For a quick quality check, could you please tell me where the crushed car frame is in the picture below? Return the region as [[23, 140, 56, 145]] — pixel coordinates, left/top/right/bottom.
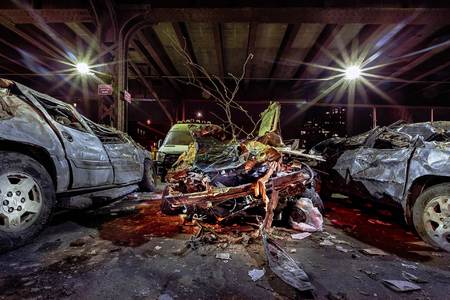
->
[[311, 121, 450, 251], [0, 79, 155, 250], [159, 103, 323, 291], [161, 103, 323, 228]]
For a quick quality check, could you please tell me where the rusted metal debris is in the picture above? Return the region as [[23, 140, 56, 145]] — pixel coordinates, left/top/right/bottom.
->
[[160, 104, 322, 226], [159, 102, 322, 291], [262, 230, 313, 291]]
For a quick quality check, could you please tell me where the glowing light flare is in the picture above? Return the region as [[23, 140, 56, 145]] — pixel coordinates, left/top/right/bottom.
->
[[76, 62, 91, 75], [344, 65, 362, 80], [196, 111, 203, 118]]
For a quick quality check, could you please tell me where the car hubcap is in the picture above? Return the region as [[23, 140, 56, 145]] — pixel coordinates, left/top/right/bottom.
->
[[0, 172, 42, 232], [423, 195, 450, 248]]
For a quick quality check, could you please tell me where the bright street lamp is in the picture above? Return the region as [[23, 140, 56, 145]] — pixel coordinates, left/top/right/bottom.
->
[[344, 65, 361, 80], [76, 62, 91, 75]]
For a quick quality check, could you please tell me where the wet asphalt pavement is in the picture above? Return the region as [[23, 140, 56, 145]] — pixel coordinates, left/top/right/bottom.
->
[[0, 192, 449, 300]]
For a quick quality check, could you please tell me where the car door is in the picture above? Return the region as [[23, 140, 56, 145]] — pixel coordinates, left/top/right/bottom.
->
[[31, 94, 114, 189], [82, 118, 143, 185], [102, 136, 143, 185], [334, 129, 414, 201]]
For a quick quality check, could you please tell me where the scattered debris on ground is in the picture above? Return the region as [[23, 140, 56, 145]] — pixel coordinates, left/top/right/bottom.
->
[[215, 253, 231, 260], [262, 231, 313, 291], [401, 262, 419, 270], [155, 103, 324, 290], [335, 245, 350, 253], [248, 268, 265, 281], [360, 248, 389, 256], [402, 271, 428, 284], [382, 279, 422, 292], [291, 232, 312, 240]]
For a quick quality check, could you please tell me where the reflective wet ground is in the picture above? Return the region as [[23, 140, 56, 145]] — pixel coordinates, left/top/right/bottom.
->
[[326, 200, 439, 262], [0, 192, 449, 299]]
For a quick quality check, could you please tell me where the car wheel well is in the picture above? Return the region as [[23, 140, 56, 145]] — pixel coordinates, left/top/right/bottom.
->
[[0, 140, 57, 188], [405, 175, 450, 225]]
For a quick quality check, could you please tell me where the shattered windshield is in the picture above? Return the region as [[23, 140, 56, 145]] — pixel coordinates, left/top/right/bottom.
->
[[163, 130, 194, 146]]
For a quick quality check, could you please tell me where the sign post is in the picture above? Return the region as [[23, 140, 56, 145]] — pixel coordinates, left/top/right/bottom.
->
[[123, 90, 132, 103]]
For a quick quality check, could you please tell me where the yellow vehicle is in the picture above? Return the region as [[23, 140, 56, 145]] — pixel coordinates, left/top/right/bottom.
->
[[156, 121, 210, 180]]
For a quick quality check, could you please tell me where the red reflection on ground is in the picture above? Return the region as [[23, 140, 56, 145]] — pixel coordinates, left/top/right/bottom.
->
[[99, 199, 258, 247], [326, 200, 437, 261], [100, 200, 196, 247]]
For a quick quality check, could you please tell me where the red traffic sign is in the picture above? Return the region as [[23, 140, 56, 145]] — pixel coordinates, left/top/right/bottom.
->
[[123, 90, 132, 103], [98, 84, 113, 96]]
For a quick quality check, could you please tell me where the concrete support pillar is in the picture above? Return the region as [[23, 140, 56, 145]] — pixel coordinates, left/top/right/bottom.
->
[[90, 0, 119, 127], [372, 106, 377, 128], [116, 39, 127, 131], [111, 10, 171, 131]]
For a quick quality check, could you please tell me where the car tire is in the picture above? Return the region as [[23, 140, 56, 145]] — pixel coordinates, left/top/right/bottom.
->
[[412, 183, 450, 252], [139, 159, 156, 192], [0, 151, 55, 252]]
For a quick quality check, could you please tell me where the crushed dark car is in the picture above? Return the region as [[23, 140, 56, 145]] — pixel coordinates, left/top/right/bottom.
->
[[159, 103, 324, 291], [310, 121, 450, 251], [161, 103, 323, 230]]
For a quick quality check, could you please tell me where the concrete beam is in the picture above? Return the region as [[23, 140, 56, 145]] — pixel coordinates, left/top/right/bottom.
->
[[0, 9, 93, 24], [129, 61, 174, 124], [172, 22, 199, 67], [133, 37, 180, 92], [244, 22, 257, 89], [269, 24, 301, 78], [118, 7, 450, 24], [3, 7, 450, 25], [213, 23, 225, 78], [292, 24, 342, 87]]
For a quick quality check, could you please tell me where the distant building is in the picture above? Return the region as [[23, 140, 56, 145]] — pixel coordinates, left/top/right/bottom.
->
[[325, 107, 347, 138], [128, 121, 160, 150], [297, 107, 347, 149]]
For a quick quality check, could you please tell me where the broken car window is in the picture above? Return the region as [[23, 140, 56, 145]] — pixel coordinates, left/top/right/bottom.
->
[[163, 130, 194, 146], [32, 95, 88, 133], [82, 117, 126, 144]]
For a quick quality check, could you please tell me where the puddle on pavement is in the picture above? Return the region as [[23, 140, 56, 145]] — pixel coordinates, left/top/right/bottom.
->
[[325, 199, 438, 261], [99, 200, 197, 247], [98, 199, 260, 247], [55, 192, 440, 260]]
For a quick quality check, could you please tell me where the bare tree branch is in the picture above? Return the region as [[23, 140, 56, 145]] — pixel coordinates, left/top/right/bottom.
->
[[166, 31, 257, 140]]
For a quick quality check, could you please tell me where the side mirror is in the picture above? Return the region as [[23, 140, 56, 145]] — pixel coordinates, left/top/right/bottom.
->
[[157, 139, 162, 148]]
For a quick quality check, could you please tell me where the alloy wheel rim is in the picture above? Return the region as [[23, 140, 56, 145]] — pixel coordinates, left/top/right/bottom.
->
[[423, 195, 450, 248], [0, 172, 42, 232]]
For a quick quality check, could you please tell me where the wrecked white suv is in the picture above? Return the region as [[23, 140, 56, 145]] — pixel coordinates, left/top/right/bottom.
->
[[0, 79, 155, 250]]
